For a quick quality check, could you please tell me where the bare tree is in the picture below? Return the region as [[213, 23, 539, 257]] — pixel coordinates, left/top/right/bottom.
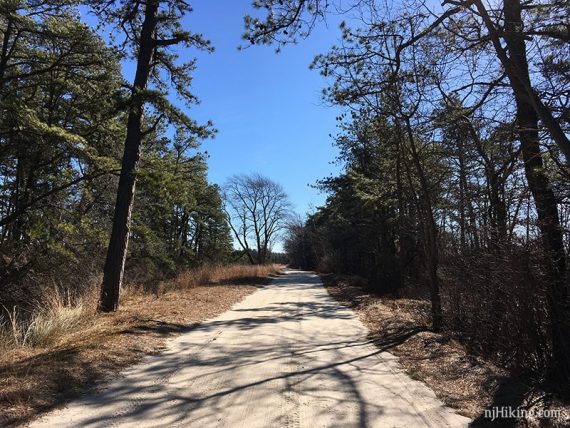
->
[[223, 173, 291, 264]]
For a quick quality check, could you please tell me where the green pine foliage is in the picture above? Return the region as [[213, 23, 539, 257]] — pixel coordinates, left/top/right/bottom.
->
[[0, 1, 232, 307]]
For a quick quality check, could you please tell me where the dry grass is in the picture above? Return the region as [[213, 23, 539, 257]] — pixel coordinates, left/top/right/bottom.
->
[[321, 274, 570, 427], [0, 287, 96, 350], [0, 264, 283, 427], [167, 263, 283, 290]]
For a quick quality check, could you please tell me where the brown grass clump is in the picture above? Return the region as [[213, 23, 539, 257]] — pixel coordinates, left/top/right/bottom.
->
[[0, 263, 282, 427], [0, 286, 97, 350]]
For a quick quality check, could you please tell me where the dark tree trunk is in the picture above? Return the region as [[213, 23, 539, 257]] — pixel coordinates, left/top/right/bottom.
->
[[99, 0, 159, 312], [488, 171, 508, 250], [474, 0, 570, 161], [0, 17, 14, 87], [501, 0, 570, 384], [402, 118, 443, 331], [395, 144, 408, 281], [245, 250, 255, 265], [456, 136, 472, 251]]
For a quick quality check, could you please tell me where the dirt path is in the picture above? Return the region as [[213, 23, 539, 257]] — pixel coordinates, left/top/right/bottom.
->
[[30, 271, 470, 427]]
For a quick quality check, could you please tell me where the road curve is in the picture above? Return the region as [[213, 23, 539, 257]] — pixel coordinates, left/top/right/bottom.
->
[[31, 270, 470, 428]]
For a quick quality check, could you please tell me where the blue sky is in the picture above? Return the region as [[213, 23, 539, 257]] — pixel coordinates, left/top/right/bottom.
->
[[180, 1, 345, 217]]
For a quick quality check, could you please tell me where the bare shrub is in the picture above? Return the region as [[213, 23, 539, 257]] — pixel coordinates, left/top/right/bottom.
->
[[316, 254, 336, 273], [441, 246, 552, 375]]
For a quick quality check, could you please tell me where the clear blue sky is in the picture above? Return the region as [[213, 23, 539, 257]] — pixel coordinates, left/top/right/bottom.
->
[[180, 1, 344, 217]]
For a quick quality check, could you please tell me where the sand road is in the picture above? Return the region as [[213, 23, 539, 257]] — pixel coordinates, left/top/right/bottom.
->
[[31, 270, 470, 428]]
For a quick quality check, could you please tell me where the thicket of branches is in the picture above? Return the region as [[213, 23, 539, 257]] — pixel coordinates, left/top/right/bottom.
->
[[0, 1, 233, 310], [247, 0, 570, 388]]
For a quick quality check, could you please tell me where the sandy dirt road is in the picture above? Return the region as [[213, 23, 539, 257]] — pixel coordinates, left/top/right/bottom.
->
[[31, 270, 470, 428]]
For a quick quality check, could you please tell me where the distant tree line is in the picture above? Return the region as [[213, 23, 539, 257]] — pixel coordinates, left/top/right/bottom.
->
[[247, 0, 570, 389]]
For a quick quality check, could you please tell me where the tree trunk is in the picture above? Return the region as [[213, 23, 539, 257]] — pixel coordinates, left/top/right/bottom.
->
[[395, 143, 408, 282], [402, 118, 443, 331], [457, 137, 468, 251], [0, 16, 14, 87], [473, 0, 570, 163], [502, 0, 570, 384], [488, 171, 508, 250], [99, 0, 158, 312]]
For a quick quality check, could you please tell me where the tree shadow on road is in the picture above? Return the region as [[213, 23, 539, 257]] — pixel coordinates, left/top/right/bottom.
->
[[48, 300, 428, 428]]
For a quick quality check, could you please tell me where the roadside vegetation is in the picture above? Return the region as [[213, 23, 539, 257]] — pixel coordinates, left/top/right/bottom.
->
[[0, 1, 237, 313]]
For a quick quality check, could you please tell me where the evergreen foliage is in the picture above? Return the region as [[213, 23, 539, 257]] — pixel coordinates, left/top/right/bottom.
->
[[0, 1, 232, 308]]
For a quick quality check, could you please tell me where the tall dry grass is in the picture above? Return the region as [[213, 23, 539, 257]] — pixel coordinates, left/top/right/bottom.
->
[[168, 263, 283, 290], [0, 285, 97, 349]]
